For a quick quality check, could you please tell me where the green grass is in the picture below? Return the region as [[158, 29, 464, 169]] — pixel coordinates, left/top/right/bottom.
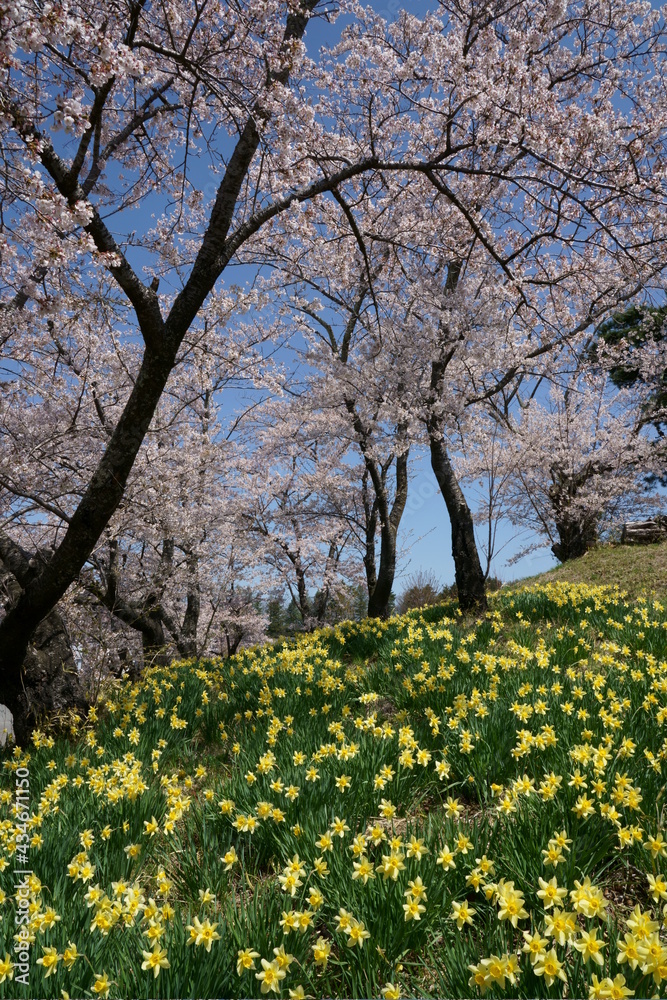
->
[[0, 576, 666, 999], [514, 541, 667, 599]]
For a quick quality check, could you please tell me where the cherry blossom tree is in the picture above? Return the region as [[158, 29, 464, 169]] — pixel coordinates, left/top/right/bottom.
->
[[0, 284, 270, 703], [457, 374, 662, 563], [234, 399, 364, 627], [259, 250, 414, 620]]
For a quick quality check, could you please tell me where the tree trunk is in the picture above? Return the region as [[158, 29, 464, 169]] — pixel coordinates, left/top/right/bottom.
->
[[424, 261, 486, 614], [296, 574, 311, 624], [367, 522, 397, 618], [429, 434, 488, 613], [179, 552, 201, 657], [552, 516, 597, 562], [0, 545, 87, 745], [141, 612, 171, 668], [361, 469, 379, 606], [367, 443, 409, 619]]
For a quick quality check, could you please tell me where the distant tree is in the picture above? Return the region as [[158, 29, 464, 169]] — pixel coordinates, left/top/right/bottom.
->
[[597, 306, 666, 408], [595, 306, 667, 477], [397, 570, 442, 614], [265, 596, 289, 639], [458, 377, 659, 564]]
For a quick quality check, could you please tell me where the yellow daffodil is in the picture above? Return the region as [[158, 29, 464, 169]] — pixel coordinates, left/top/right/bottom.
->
[[91, 972, 111, 997], [36, 946, 60, 977], [534, 948, 567, 986], [312, 936, 331, 968], [141, 945, 170, 978], [186, 916, 221, 952], [0, 954, 13, 984], [450, 900, 475, 929], [256, 958, 286, 993], [237, 949, 260, 975]]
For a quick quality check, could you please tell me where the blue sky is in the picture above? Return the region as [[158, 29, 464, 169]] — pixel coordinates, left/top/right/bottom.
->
[[393, 457, 558, 590]]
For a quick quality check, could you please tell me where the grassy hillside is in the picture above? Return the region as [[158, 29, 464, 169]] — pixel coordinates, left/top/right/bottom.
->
[[0, 572, 666, 999], [515, 541, 667, 599]]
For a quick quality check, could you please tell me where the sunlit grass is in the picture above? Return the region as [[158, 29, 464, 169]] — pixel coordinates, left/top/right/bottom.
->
[[1, 580, 666, 999]]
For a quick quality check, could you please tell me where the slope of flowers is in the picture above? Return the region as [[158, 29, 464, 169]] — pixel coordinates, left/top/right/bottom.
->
[[0, 581, 666, 999]]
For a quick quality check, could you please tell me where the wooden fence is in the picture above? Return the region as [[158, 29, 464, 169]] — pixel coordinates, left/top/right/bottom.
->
[[621, 516, 667, 545]]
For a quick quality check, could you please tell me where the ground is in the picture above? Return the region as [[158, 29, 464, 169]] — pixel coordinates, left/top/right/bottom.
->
[[0, 549, 665, 999]]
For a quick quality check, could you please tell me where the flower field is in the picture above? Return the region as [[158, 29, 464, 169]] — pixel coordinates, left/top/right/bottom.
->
[[1, 580, 667, 999]]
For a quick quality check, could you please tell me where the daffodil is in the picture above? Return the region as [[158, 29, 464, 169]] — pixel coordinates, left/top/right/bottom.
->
[[273, 944, 294, 970], [450, 900, 475, 929], [574, 928, 606, 966], [534, 948, 567, 986], [312, 856, 329, 877], [405, 876, 427, 900], [62, 942, 80, 970], [406, 837, 428, 860], [381, 984, 401, 999], [237, 948, 260, 975], [279, 910, 299, 933], [347, 919, 371, 947], [436, 845, 456, 870], [91, 972, 111, 997], [522, 929, 549, 965], [316, 831, 333, 851], [537, 875, 567, 909], [186, 916, 221, 952], [544, 908, 577, 946], [37, 946, 60, 977], [647, 872, 667, 902], [312, 936, 331, 968], [256, 958, 286, 993], [617, 932, 641, 970], [331, 816, 350, 837], [607, 974, 634, 999], [403, 898, 426, 921], [0, 954, 13, 984], [588, 973, 612, 999], [223, 847, 238, 870], [141, 945, 170, 978]]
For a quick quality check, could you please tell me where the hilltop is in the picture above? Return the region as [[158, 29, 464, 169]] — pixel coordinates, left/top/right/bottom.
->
[[509, 541, 667, 600]]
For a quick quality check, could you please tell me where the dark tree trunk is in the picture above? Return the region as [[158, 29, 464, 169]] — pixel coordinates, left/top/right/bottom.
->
[[367, 443, 409, 619], [361, 468, 379, 607], [425, 260, 487, 615], [295, 562, 311, 624], [179, 552, 201, 657], [0, 542, 87, 745], [224, 628, 243, 657], [551, 517, 598, 562], [0, 346, 177, 737], [314, 542, 338, 624], [1, 610, 89, 747], [367, 523, 398, 618], [141, 618, 170, 667], [548, 469, 600, 562], [429, 435, 487, 613]]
